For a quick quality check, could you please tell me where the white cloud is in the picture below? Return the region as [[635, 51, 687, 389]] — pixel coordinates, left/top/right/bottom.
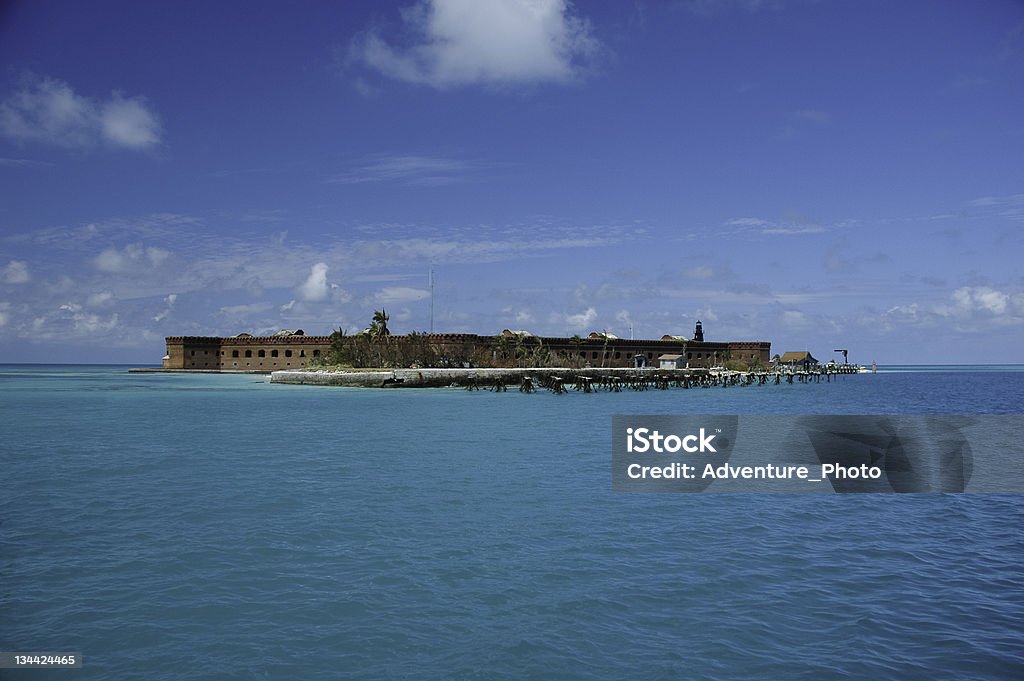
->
[[93, 248, 127, 272], [967, 193, 1024, 207], [781, 310, 812, 330], [370, 286, 430, 304], [31, 304, 121, 338], [146, 247, 170, 265], [945, 286, 1020, 318], [0, 77, 94, 147], [724, 217, 770, 227], [351, 0, 599, 88], [564, 306, 597, 331], [0, 157, 50, 168], [86, 291, 114, 307], [515, 309, 534, 325], [153, 294, 177, 322], [681, 0, 784, 17], [327, 154, 473, 185], [686, 265, 714, 280], [220, 302, 274, 319], [298, 263, 331, 301], [345, 234, 617, 267], [100, 93, 162, 149], [71, 311, 119, 334], [966, 193, 1024, 222], [725, 216, 829, 235], [0, 75, 161, 150], [695, 306, 719, 323], [879, 286, 1024, 331], [761, 224, 827, 235], [93, 244, 170, 272], [0, 302, 9, 327], [2, 260, 30, 284]]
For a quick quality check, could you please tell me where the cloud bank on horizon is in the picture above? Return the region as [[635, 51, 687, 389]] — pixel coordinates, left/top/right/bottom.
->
[[0, 0, 1022, 363]]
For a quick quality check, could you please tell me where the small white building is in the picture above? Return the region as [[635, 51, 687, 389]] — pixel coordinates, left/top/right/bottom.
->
[[658, 353, 684, 370]]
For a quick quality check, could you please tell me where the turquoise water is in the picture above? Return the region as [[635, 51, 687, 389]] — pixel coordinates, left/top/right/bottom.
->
[[1, 365, 1022, 679]]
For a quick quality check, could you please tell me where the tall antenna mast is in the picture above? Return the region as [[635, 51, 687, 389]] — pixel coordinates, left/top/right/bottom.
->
[[429, 267, 434, 334]]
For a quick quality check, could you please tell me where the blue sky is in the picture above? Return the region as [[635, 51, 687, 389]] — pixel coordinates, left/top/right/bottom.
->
[[1, 0, 1022, 364]]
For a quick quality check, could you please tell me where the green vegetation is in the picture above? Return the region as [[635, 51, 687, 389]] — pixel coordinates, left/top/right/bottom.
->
[[311, 311, 768, 371]]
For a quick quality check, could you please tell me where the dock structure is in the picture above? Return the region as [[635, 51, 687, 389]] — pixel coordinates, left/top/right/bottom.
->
[[269, 365, 860, 391]]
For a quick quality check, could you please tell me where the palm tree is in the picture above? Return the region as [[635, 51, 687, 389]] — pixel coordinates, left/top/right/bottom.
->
[[514, 335, 528, 368], [530, 336, 548, 367], [495, 334, 511, 366], [369, 309, 390, 342], [569, 334, 583, 368]]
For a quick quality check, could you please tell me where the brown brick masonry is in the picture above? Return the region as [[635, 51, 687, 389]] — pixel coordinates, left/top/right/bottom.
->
[[162, 334, 771, 372]]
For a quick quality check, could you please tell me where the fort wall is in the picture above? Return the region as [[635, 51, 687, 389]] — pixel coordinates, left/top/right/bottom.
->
[[162, 332, 770, 371]]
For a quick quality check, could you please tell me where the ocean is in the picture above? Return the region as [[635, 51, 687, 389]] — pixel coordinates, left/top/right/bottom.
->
[[1, 365, 1022, 680]]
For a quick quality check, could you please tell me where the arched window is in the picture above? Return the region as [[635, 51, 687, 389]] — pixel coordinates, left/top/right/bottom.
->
[[232, 350, 239, 358], [285, 350, 292, 357], [258, 349, 266, 358], [312, 349, 320, 357], [271, 349, 279, 358], [245, 350, 252, 358]]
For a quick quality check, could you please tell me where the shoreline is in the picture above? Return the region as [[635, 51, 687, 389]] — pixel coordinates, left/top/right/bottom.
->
[[266, 366, 858, 389], [269, 367, 698, 388]]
